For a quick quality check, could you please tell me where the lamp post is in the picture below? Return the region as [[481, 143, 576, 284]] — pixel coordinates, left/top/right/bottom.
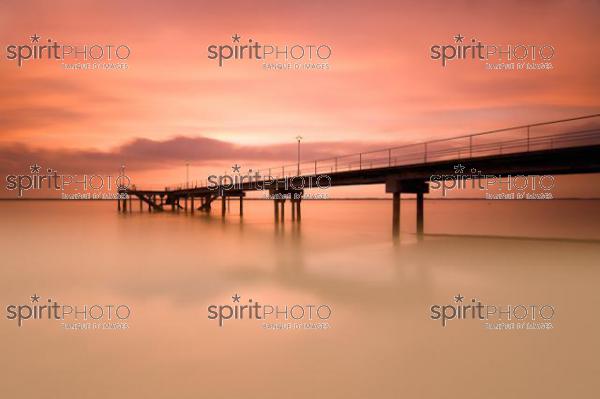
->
[[119, 163, 126, 190], [296, 135, 303, 175]]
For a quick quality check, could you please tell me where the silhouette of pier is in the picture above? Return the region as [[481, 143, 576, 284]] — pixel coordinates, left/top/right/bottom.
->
[[120, 114, 600, 237]]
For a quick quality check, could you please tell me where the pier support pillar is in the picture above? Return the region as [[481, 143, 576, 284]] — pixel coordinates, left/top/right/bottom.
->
[[191, 196, 195, 214], [296, 199, 301, 221], [117, 197, 121, 212], [128, 195, 132, 212], [221, 194, 226, 217], [392, 192, 400, 237], [386, 179, 429, 239], [416, 192, 424, 238], [239, 196, 244, 216], [290, 198, 302, 222], [291, 192, 302, 222], [139, 198, 142, 211], [123, 197, 127, 212], [198, 195, 213, 212], [270, 190, 302, 224], [291, 201, 296, 221]]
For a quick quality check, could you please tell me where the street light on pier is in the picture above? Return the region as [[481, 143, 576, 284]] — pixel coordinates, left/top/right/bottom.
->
[[296, 135, 303, 175], [118, 163, 126, 190]]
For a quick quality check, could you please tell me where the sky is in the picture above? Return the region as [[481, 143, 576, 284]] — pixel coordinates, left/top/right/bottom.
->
[[0, 0, 599, 196]]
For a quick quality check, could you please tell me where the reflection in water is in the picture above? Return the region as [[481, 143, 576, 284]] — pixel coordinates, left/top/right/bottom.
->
[[1, 200, 599, 398]]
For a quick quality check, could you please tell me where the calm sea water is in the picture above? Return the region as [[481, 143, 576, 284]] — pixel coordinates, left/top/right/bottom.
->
[[1, 199, 599, 398]]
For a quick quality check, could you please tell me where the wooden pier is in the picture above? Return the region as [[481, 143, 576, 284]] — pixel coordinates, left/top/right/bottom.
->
[[120, 114, 600, 238]]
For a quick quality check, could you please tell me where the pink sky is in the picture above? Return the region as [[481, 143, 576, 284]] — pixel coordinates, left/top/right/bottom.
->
[[0, 0, 599, 195]]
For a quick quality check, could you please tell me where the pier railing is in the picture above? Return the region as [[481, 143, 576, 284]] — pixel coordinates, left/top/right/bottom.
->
[[156, 114, 600, 192]]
